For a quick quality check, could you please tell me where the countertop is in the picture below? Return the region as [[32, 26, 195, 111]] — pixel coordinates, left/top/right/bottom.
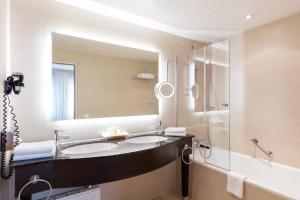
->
[[14, 133, 194, 198], [14, 133, 193, 167]]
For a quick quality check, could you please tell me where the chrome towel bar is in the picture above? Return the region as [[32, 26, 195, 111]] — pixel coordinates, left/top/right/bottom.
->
[[250, 138, 273, 160]]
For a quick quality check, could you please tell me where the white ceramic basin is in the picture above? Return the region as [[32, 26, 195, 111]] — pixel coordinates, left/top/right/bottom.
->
[[61, 142, 118, 155], [126, 136, 168, 144]]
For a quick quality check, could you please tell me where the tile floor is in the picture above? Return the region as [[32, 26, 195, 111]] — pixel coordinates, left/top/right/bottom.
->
[[150, 192, 181, 200]]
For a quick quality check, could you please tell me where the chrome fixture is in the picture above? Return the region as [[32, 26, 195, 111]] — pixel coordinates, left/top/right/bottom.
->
[[54, 130, 70, 157], [140, 120, 163, 135], [17, 175, 52, 200], [154, 60, 175, 99], [159, 120, 163, 133], [194, 138, 210, 149], [250, 138, 273, 160], [181, 144, 194, 165]]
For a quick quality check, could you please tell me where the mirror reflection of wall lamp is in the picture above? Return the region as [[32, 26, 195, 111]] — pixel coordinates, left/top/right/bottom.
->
[[133, 72, 155, 80], [154, 60, 175, 99], [187, 45, 201, 99], [191, 67, 199, 99]]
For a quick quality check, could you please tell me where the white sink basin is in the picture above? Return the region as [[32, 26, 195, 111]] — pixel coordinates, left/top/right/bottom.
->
[[126, 136, 168, 144], [61, 142, 118, 155]]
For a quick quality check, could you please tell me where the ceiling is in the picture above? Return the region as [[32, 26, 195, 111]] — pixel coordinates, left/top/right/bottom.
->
[[88, 0, 300, 41]]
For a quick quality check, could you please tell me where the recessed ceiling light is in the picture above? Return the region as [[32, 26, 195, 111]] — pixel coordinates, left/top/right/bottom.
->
[[246, 14, 253, 20]]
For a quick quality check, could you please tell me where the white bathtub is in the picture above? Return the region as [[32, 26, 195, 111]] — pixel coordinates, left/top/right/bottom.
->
[[193, 147, 300, 200]]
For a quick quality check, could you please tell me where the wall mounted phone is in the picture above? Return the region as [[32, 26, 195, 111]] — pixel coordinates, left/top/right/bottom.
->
[[0, 72, 24, 180]]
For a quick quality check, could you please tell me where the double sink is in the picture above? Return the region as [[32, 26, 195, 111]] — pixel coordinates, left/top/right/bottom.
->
[[15, 134, 193, 198], [61, 135, 168, 155]]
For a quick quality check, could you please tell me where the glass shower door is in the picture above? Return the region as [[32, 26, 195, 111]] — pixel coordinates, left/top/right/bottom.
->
[[177, 40, 230, 170], [203, 40, 230, 169]]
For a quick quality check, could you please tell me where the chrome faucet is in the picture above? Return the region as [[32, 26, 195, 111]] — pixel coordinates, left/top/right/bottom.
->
[[54, 130, 70, 157], [159, 121, 163, 134]]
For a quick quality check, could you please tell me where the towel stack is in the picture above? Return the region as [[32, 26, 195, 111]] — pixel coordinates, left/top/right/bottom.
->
[[14, 140, 56, 161], [165, 127, 187, 137]]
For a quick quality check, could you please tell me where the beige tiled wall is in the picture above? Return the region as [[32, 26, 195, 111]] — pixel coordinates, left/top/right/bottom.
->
[[230, 13, 300, 168]]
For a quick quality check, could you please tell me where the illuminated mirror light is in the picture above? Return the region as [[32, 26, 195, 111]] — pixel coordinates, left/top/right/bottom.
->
[[47, 30, 164, 122]]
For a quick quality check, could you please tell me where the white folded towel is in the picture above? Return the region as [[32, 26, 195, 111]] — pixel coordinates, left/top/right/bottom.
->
[[14, 140, 56, 161], [165, 127, 187, 136], [227, 171, 247, 199]]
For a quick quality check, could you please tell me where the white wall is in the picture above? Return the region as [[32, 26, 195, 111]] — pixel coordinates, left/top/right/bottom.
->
[[0, 0, 9, 79], [10, 0, 199, 142], [0, 0, 12, 199]]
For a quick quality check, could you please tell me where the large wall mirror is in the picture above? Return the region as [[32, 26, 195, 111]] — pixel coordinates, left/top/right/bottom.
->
[[51, 33, 159, 121]]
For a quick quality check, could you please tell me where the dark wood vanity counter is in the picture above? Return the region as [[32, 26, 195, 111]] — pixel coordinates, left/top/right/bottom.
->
[[14, 134, 193, 198]]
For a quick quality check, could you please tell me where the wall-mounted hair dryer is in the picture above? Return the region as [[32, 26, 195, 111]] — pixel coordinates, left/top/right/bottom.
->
[[0, 72, 24, 180]]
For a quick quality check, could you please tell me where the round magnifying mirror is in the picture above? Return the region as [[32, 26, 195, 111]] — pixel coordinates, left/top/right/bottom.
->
[[154, 82, 175, 99]]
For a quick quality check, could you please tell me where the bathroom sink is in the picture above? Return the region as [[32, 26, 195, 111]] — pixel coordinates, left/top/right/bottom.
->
[[126, 136, 168, 144], [61, 142, 118, 155]]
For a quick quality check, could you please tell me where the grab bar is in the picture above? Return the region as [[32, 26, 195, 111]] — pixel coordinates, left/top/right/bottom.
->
[[250, 138, 273, 160]]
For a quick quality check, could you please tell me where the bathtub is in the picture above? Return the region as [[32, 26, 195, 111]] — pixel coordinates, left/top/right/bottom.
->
[[192, 147, 300, 200]]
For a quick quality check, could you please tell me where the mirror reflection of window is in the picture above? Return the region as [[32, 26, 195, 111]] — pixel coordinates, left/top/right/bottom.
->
[[52, 63, 75, 120]]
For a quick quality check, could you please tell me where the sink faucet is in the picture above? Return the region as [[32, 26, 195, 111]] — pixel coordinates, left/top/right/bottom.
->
[[157, 121, 163, 135], [54, 130, 70, 157]]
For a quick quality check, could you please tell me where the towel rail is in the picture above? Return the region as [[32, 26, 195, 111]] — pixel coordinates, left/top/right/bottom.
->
[[250, 138, 273, 160], [17, 175, 52, 200]]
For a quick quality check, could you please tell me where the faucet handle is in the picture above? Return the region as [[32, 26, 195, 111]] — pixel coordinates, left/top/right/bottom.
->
[[54, 130, 62, 139], [54, 129, 64, 133], [54, 130, 70, 140], [54, 129, 63, 135]]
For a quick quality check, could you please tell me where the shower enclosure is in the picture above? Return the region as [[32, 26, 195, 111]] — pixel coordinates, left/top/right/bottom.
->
[[177, 39, 230, 170]]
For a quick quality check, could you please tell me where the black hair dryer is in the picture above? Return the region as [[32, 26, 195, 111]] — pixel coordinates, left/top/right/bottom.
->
[[4, 72, 25, 95], [1, 72, 24, 180]]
